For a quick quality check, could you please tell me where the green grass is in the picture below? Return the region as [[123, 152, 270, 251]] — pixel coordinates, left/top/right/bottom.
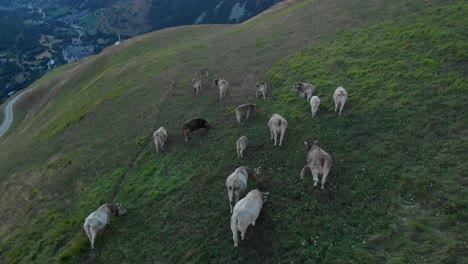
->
[[0, 1, 467, 263]]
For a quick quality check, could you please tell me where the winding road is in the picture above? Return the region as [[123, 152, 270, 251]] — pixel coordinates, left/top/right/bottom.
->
[[0, 89, 32, 138]]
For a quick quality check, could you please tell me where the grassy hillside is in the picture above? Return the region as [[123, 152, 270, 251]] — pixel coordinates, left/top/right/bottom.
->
[[0, 0, 466, 263]]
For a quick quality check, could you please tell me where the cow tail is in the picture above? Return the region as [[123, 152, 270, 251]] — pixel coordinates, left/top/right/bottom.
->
[[236, 109, 241, 123], [300, 165, 309, 180]]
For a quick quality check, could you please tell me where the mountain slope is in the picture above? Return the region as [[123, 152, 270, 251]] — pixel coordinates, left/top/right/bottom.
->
[[0, 0, 466, 263]]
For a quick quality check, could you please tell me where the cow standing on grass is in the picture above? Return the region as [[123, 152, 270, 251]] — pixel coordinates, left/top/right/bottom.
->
[[192, 79, 202, 94], [83, 203, 127, 249], [153, 126, 168, 153], [230, 189, 268, 247], [226, 166, 262, 213], [256, 81, 267, 99], [235, 103, 257, 123], [294, 82, 315, 101], [310, 96, 320, 117], [181, 117, 211, 143], [268, 114, 288, 146], [236, 136, 248, 158], [214, 78, 229, 99], [300, 140, 332, 189], [333, 86, 348, 115]]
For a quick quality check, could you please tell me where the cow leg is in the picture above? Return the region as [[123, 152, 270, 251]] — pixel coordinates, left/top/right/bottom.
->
[[321, 167, 331, 189], [240, 148, 243, 158], [273, 134, 277, 146], [334, 99, 339, 112], [90, 228, 97, 249], [339, 100, 345, 115], [311, 167, 320, 187], [263, 92, 266, 100]]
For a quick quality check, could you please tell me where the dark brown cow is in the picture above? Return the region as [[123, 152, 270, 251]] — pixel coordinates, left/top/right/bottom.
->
[[181, 117, 211, 142]]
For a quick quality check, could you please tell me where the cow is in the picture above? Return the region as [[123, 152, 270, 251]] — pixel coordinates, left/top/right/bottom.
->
[[300, 140, 332, 189], [236, 136, 248, 158], [230, 189, 268, 247], [153, 126, 168, 153], [83, 203, 127, 249], [333, 86, 348, 115], [309, 96, 320, 117], [181, 117, 211, 143], [226, 166, 262, 213], [268, 114, 288, 146], [192, 79, 202, 94], [235, 103, 257, 123], [294, 82, 315, 101], [256, 81, 267, 99], [214, 78, 229, 99]]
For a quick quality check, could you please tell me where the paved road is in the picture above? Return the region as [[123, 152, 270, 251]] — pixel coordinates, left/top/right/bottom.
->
[[0, 90, 31, 138]]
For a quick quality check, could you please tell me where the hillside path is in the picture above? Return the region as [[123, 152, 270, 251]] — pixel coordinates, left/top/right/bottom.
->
[[0, 89, 32, 138]]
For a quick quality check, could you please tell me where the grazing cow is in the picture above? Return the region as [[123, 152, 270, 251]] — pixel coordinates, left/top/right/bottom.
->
[[333, 86, 348, 115], [256, 81, 267, 99], [181, 117, 211, 142], [192, 79, 202, 94], [83, 203, 127, 249], [214, 78, 229, 99], [268, 114, 288, 146], [236, 136, 248, 158], [230, 189, 268, 247], [235, 103, 257, 123], [294, 82, 315, 101], [226, 166, 262, 213], [309, 96, 321, 117], [300, 141, 332, 189], [153, 126, 168, 153]]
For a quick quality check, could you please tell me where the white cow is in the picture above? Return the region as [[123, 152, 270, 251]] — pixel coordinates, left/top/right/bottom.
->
[[256, 81, 267, 99], [235, 103, 257, 123], [268, 114, 288, 146], [226, 166, 262, 213], [333, 86, 348, 115], [230, 189, 268, 247], [236, 136, 248, 158], [83, 203, 127, 249], [214, 78, 229, 99], [300, 141, 332, 189], [310, 96, 320, 117], [153, 126, 168, 153], [294, 82, 315, 101], [192, 79, 202, 94]]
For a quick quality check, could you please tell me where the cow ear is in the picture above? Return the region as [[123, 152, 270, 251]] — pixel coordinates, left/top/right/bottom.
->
[[303, 142, 308, 145]]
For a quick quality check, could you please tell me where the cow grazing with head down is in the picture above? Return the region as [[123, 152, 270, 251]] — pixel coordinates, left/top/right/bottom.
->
[[192, 79, 202, 94], [268, 114, 288, 146], [83, 203, 127, 249], [226, 166, 262, 213], [333, 86, 348, 115], [235, 103, 257, 123], [236, 136, 248, 158], [300, 140, 332, 189], [309, 96, 320, 117], [294, 82, 315, 101], [214, 78, 229, 99], [153, 126, 168, 153], [181, 117, 211, 143], [256, 81, 267, 99], [230, 189, 268, 247]]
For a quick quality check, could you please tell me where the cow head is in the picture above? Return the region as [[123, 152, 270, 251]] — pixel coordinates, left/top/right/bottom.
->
[[294, 83, 303, 91], [252, 167, 263, 182], [260, 191, 269, 203], [213, 78, 219, 87], [304, 140, 319, 151], [115, 203, 127, 217], [204, 121, 211, 130]]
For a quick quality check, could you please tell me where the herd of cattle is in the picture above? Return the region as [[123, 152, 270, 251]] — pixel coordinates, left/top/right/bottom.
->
[[83, 76, 348, 249]]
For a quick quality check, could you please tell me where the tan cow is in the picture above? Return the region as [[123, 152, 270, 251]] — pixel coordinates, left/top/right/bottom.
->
[[230, 189, 268, 247], [83, 203, 127, 249], [192, 79, 202, 94], [256, 81, 267, 99], [309, 96, 320, 117], [236, 136, 248, 158], [226, 166, 262, 213], [236, 103, 257, 123], [333, 86, 348, 115], [153, 126, 168, 153], [294, 82, 315, 101], [300, 141, 332, 189], [268, 114, 288, 146], [214, 78, 229, 99]]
